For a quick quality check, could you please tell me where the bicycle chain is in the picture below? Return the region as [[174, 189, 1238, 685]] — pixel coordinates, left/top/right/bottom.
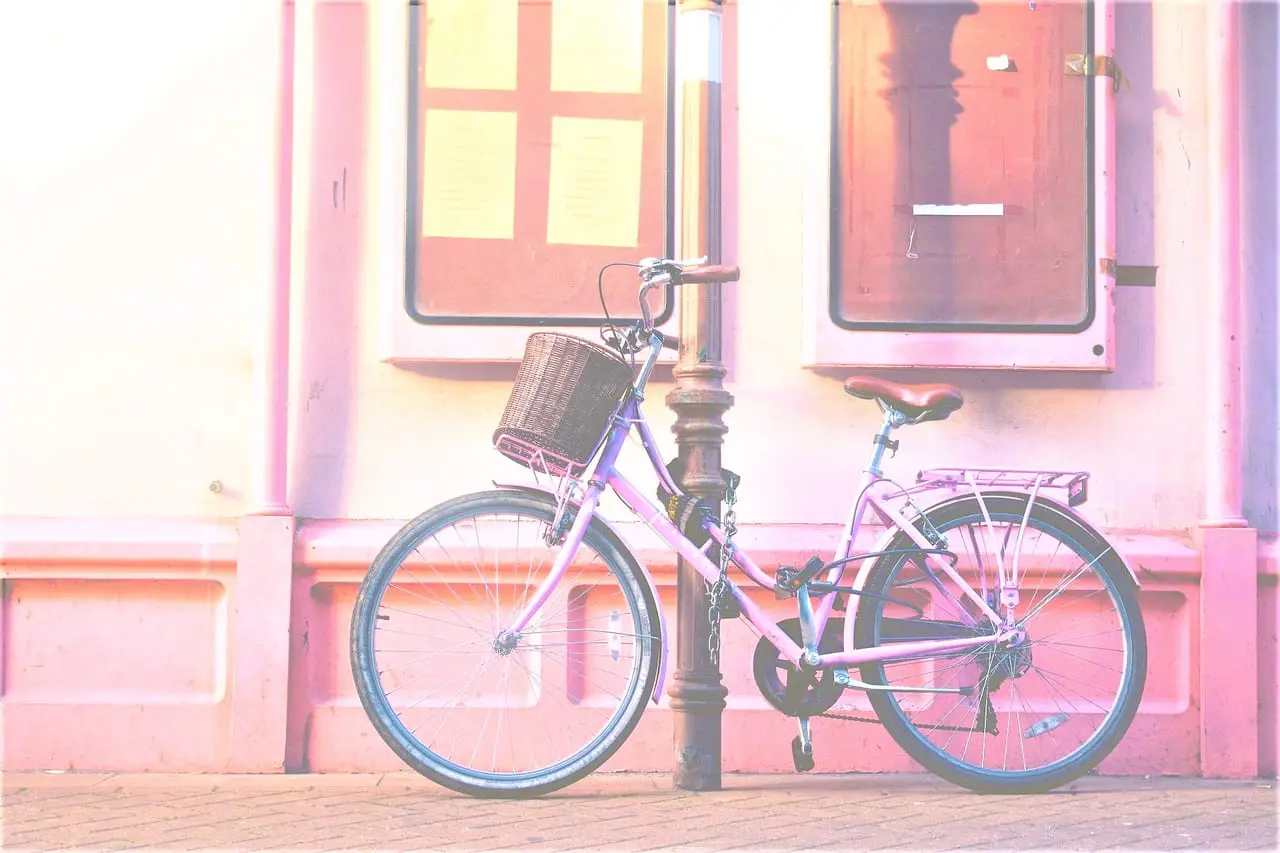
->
[[792, 666, 998, 734], [810, 707, 987, 734]]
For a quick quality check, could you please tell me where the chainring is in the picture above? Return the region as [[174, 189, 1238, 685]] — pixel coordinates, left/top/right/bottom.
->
[[751, 617, 847, 717]]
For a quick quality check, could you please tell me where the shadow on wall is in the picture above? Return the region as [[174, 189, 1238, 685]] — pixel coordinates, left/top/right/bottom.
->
[[812, 1, 1159, 394], [878, 0, 979, 324], [1242, 1, 1278, 535], [1106, 0, 1160, 392], [289, 3, 367, 519], [1243, 0, 1279, 781]]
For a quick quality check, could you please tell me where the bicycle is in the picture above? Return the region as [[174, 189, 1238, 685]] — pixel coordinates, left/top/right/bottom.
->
[[350, 256, 1148, 799]]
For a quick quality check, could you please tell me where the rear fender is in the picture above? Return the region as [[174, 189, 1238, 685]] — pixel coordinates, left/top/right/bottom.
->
[[919, 490, 1141, 588], [1022, 492, 1141, 588], [493, 480, 669, 705]]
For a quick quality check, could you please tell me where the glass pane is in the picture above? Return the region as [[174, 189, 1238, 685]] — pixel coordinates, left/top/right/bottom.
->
[[407, 0, 673, 325], [833, 0, 1092, 330]]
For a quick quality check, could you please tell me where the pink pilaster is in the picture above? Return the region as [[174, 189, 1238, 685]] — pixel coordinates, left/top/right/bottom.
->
[[228, 0, 297, 770], [1198, 0, 1258, 780], [229, 516, 295, 770], [1204, 4, 1244, 529]]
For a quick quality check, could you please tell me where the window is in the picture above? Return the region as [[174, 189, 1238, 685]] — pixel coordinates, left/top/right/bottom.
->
[[376, 0, 677, 363], [802, 0, 1117, 370]]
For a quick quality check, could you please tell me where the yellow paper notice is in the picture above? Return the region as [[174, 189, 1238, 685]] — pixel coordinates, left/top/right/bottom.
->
[[546, 117, 644, 248], [421, 110, 518, 241], [423, 0, 518, 91], [550, 0, 645, 94]]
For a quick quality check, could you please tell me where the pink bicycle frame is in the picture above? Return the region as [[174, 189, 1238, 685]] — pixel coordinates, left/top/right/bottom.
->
[[498, 394, 1013, 692]]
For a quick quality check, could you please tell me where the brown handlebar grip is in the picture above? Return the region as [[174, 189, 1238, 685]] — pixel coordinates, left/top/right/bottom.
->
[[681, 264, 741, 284]]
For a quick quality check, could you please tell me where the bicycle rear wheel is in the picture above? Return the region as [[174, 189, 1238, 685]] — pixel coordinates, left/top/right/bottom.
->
[[855, 493, 1147, 794], [350, 490, 661, 798]]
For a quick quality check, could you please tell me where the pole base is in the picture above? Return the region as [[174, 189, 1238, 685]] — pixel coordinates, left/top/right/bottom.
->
[[675, 742, 721, 791], [671, 674, 729, 791]]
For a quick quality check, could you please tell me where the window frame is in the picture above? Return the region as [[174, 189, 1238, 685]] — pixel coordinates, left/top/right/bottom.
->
[[800, 0, 1117, 371], [374, 0, 682, 364]]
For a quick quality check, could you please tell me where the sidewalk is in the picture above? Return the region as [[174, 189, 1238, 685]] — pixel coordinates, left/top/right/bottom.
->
[[3, 771, 1276, 852]]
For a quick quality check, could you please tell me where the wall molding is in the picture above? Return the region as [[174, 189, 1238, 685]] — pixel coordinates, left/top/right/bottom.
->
[[0, 516, 1245, 581], [5, 517, 1270, 582]]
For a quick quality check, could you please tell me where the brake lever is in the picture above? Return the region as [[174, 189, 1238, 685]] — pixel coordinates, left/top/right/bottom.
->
[[638, 256, 706, 280]]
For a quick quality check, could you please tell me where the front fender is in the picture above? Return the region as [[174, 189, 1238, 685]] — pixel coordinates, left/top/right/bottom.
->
[[493, 480, 669, 705]]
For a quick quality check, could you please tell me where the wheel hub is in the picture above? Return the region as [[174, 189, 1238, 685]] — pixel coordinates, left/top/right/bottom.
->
[[492, 631, 520, 656], [981, 627, 1033, 682]]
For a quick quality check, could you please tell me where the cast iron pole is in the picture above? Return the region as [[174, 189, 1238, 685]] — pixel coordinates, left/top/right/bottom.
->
[[666, 0, 730, 791]]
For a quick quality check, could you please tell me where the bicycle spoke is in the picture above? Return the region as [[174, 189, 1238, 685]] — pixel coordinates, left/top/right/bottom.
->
[[389, 571, 487, 643], [376, 642, 480, 676], [376, 602, 484, 633], [1019, 550, 1111, 625], [1008, 676, 1029, 768], [374, 625, 480, 642], [1037, 643, 1125, 676]]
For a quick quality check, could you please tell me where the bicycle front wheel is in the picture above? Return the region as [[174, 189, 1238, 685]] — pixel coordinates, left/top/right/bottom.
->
[[350, 490, 662, 798], [855, 493, 1147, 794]]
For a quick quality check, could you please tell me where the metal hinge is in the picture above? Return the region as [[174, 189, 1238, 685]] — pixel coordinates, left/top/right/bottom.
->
[[1101, 258, 1161, 288], [1066, 54, 1122, 93]]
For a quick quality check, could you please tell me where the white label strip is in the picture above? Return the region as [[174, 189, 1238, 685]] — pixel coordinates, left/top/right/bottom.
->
[[912, 204, 1005, 216]]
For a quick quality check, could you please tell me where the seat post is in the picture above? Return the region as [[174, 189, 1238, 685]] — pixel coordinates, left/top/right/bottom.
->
[[867, 406, 903, 476]]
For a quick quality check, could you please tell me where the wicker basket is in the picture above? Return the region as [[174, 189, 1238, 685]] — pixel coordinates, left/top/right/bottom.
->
[[493, 333, 635, 474]]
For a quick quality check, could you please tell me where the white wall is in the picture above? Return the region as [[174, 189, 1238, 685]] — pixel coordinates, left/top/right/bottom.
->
[[1, 1, 1273, 536]]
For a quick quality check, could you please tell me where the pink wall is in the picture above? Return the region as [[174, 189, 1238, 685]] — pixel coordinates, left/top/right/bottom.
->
[[1, 0, 1276, 778]]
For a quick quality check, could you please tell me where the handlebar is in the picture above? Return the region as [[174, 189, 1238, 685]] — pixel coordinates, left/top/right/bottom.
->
[[599, 256, 740, 357], [636, 255, 741, 284], [680, 265, 741, 284], [635, 257, 741, 343]]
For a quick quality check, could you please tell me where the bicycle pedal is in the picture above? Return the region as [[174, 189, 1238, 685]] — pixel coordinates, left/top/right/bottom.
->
[[790, 735, 816, 772]]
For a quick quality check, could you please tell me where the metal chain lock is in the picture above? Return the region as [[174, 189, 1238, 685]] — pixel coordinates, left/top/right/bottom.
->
[[706, 478, 737, 666]]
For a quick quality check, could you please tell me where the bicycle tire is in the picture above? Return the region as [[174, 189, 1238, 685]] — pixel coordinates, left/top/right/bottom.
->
[[855, 493, 1147, 794], [350, 489, 662, 798]]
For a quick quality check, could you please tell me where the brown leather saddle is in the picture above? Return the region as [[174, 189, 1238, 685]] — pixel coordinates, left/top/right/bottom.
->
[[843, 376, 964, 424]]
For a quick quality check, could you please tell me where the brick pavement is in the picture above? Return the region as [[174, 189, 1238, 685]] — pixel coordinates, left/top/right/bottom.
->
[[2, 772, 1276, 852]]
